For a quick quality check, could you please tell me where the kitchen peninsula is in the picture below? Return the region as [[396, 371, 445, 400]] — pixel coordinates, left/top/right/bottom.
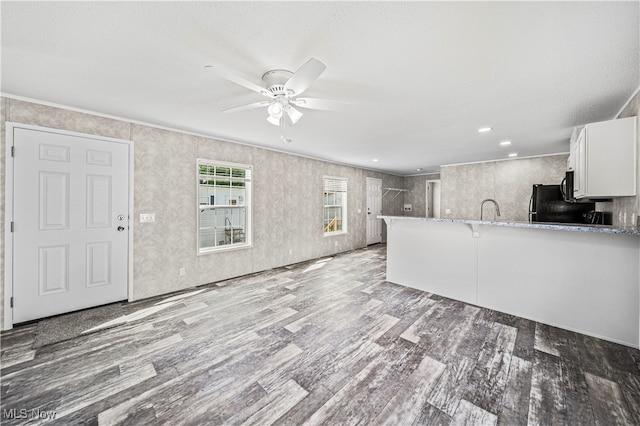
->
[[380, 216, 640, 348]]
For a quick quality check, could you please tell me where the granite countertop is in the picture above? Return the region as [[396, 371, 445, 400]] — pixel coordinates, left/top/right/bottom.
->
[[378, 215, 640, 236]]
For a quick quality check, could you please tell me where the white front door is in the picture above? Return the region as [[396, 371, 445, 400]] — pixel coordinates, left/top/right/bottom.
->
[[10, 125, 130, 323], [366, 177, 382, 245]]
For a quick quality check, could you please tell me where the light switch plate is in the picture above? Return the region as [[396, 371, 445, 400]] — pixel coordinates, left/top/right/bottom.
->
[[140, 213, 155, 223]]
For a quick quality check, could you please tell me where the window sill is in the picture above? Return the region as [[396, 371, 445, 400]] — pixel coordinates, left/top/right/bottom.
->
[[198, 243, 252, 255], [323, 231, 348, 237]]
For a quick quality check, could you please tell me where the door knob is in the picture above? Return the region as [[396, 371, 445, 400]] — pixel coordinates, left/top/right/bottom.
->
[[117, 226, 126, 232]]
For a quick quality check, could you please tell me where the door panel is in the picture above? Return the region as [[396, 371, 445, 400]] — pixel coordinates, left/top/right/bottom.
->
[[39, 171, 70, 230], [86, 241, 112, 287], [86, 174, 112, 228], [38, 245, 69, 295], [12, 126, 129, 323], [366, 177, 382, 245]]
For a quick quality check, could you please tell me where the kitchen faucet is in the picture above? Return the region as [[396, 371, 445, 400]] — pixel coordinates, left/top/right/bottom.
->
[[480, 199, 501, 221]]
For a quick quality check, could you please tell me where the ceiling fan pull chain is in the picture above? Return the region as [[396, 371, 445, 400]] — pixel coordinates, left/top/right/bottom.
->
[[280, 115, 292, 144]]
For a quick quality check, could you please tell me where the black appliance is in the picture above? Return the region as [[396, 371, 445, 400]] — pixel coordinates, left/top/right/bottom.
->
[[561, 171, 613, 203], [529, 184, 595, 223]]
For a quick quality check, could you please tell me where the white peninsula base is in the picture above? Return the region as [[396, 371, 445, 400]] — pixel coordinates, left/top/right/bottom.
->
[[381, 216, 640, 348]]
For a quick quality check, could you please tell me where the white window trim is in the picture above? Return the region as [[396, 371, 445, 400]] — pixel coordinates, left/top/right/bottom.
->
[[323, 175, 348, 236], [197, 159, 253, 255]]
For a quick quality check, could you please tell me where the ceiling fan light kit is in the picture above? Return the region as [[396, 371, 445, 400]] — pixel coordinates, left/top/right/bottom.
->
[[267, 102, 283, 118], [285, 104, 303, 124], [208, 58, 349, 132], [266, 115, 281, 126]]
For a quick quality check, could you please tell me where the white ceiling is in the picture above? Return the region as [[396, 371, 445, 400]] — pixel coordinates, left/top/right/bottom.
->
[[2, 1, 638, 175]]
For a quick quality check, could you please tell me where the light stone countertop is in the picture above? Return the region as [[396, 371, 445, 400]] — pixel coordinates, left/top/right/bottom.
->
[[378, 215, 640, 236]]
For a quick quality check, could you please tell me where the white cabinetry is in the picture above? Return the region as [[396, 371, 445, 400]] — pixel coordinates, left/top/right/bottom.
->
[[567, 127, 580, 171], [573, 116, 636, 199]]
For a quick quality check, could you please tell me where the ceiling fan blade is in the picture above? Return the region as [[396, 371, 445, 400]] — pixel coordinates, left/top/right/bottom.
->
[[284, 58, 327, 96], [222, 100, 271, 113], [292, 97, 350, 111], [206, 65, 274, 98]]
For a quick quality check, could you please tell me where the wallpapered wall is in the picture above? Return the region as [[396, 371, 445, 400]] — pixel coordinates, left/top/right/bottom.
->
[[400, 173, 440, 218], [0, 97, 404, 329], [439, 155, 569, 222]]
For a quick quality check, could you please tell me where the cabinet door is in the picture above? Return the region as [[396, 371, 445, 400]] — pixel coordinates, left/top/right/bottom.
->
[[574, 129, 586, 198], [567, 127, 579, 171], [585, 117, 636, 197]]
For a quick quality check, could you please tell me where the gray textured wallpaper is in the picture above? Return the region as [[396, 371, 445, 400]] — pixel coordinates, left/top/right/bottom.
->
[[401, 174, 440, 218], [440, 155, 569, 222]]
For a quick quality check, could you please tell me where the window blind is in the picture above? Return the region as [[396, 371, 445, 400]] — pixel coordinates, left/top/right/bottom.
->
[[324, 178, 347, 192]]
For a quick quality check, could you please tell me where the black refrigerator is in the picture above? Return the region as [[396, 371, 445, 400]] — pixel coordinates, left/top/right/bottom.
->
[[529, 184, 594, 223]]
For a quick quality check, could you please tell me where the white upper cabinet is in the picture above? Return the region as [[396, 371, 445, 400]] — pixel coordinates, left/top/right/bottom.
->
[[567, 126, 579, 171], [573, 116, 637, 199]]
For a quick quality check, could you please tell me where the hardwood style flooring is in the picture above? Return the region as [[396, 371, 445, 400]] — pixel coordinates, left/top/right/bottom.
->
[[2, 244, 640, 425]]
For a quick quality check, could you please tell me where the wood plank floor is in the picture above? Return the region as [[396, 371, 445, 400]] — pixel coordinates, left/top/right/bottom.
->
[[2, 244, 640, 425]]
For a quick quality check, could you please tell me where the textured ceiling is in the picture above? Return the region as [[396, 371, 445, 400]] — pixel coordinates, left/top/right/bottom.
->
[[1, 1, 638, 175]]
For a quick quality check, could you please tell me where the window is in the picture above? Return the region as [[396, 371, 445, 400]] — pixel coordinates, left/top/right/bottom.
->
[[323, 177, 347, 235], [198, 160, 251, 253]]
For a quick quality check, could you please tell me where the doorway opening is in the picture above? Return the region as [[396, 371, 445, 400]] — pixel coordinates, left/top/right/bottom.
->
[[426, 179, 441, 218]]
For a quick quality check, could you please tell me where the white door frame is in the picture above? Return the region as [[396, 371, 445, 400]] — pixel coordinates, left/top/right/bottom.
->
[[3, 122, 134, 330], [366, 177, 383, 245], [426, 179, 441, 219]]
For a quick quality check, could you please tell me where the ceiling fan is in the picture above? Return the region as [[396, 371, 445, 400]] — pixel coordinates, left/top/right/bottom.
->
[[206, 58, 349, 127]]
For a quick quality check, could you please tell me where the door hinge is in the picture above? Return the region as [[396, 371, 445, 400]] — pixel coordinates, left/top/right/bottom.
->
[[10, 297, 13, 308], [10, 222, 14, 232], [11, 146, 15, 157]]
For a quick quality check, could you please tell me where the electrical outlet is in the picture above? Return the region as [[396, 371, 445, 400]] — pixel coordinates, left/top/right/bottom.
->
[[140, 213, 155, 223], [179, 267, 185, 276]]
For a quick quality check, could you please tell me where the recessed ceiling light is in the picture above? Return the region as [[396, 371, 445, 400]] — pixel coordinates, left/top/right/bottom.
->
[[508, 153, 518, 158], [500, 140, 512, 146], [372, 158, 379, 162], [478, 127, 493, 133]]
